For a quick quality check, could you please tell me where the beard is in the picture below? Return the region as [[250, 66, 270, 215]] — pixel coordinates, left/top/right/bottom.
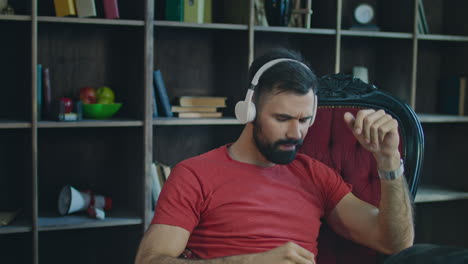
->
[[253, 121, 303, 165]]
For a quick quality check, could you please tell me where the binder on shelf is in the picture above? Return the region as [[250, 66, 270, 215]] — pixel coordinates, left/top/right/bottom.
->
[[418, 0, 429, 34], [165, 0, 184, 21], [150, 163, 162, 210], [102, 0, 119, 19], [184, 0, 204, 23], [152, 83, 158, 118], [37, 64, 42, 120], [54, 0, 77, 17], [42, 67, 53, 120], [153, 70, 173, 117], [438, 76, 466, 116], [75, 0, 97, 17]]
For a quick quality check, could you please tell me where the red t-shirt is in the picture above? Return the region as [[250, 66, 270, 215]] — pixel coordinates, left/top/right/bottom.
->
[[152, 144, 351, 260]]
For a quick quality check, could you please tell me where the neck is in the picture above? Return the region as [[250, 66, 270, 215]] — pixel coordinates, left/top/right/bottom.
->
[[229, 124, 275, 167]]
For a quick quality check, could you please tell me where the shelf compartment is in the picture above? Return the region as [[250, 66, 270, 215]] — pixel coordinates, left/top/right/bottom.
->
[[255, 33, 336, 76], [418, 114, 468, 123], [154, 117, 241, 126], [38, 16, 144, 26], [415, 185, 468, 203], [0, 232, 33, 263], [341, 30, 412, 39], [421, 0, 468, 36], [38, 23, 145, 120], [154, 27, 249, 118], [38, 127, 144, 217], [155, 20, 247, 31], [38, 213, 141, 232], [0, 21, 31, 120], [341, 37, 413, 102], [39, 225, 141, 263], [416, 41, 468, 113], [38, 119, 143, 128]]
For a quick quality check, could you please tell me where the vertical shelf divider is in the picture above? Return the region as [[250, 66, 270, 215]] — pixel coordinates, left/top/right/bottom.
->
[[411, 0, 420, 110], [335, 0, 342, 73]]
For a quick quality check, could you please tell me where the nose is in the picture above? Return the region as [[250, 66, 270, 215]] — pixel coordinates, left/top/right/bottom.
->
[[286, 120, 302, 140]]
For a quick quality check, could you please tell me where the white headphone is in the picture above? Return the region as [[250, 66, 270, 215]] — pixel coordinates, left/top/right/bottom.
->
[[235, 58, 318, 126]]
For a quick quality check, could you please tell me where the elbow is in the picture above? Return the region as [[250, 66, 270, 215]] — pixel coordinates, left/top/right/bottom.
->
[[379, 230, 414, 255]]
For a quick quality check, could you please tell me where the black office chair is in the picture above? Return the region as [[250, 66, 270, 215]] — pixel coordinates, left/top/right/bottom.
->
[[300, 73, 424, 264]]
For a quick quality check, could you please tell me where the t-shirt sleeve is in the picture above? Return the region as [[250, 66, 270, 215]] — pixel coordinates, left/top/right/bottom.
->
[[317, 163, 352, 217], [151, 163, 204, 233]]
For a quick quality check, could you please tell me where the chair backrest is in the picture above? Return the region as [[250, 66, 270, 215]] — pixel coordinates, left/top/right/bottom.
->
[[299, 73, 424, 264]]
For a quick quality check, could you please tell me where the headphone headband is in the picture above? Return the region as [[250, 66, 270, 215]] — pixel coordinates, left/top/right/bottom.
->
[[251, 58, 310, 86]]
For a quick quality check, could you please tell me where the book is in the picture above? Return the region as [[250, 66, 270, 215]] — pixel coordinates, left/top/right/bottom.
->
[[204, 0, 212, 23], [165, 0, 184, 21], [37, 64, 42, 120], [175, 96, 227, 107], [184, 0, 204, 23], [438, 76, 466, 116], [178, 112, 223, 118], [75, 0, 97, 17], [102, 0, 119, 19], [159, 163, 172, 180], [152, 82, 158, 118], [54, 0, 77, 17], [171, 106, 217, 113], [153, 70, 173, 117], [42, 67, 52, 120], [150, 163, 162, 210]]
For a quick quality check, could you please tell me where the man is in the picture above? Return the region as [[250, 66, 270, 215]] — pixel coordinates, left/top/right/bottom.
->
[[135, 49, 414, 264]]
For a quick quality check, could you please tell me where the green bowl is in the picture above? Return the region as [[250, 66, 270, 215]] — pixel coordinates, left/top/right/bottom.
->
[[83, 103, 122, 119]]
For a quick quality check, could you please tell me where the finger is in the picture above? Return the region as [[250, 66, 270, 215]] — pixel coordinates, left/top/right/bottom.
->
[[354, 109, 375, 136], [378, 119, 399, 142], [293, 244, 315, 263], [362, 110, 385, 143], [343, 112, 356, 132], [370, 113, 393, 145]]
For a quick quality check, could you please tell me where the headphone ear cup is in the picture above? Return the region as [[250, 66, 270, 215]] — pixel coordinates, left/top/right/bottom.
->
[[235, 101, 255, 124], [247, 101, 256, 123]]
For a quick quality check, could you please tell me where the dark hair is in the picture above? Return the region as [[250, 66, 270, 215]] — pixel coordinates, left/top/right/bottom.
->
[[248, 48, 318, 106]]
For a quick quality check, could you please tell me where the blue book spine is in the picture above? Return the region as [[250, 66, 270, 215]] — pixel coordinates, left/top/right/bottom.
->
[[153, 70, 173, 117], [37, 64, 43, 120], [152, 83, 158, 118]]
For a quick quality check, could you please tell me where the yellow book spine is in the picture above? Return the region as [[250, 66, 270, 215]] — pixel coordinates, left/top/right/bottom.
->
[[184, 0, 204, 23], [54, 0, 77, 17]]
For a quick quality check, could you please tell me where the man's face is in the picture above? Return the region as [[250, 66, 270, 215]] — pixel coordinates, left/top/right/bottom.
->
[[253, 89, 316, 164]]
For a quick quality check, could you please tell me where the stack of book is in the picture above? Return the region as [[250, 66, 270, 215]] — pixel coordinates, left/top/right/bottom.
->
[[53, 0, 119, 19], [172, 96, 227, 118]]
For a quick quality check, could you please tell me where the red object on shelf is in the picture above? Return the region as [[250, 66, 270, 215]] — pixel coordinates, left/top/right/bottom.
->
[[102, 0, 120, 19]]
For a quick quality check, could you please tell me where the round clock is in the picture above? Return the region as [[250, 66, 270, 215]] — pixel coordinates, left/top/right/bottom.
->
[[354, 4, 374, 25]]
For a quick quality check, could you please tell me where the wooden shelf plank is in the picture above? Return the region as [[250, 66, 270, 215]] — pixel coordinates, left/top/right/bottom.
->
[[0, 120, 31, 129], [153, 117, 242, 126], [37, 16, 144, 26], [0, 15, 31, 21], [254, 26, 336, 35], [38, 214, 142, 232], [418, 34, 468, 42], [417, 113, 468, 123], [38, 119, 143, 128], [154, 20, 248, 30], [341, 30, 413, 39], [415, 186, 468, 203], [0, 225, 31, 234]]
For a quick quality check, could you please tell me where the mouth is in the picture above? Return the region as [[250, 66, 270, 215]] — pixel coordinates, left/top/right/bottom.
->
[[278, 144, 296, 151]]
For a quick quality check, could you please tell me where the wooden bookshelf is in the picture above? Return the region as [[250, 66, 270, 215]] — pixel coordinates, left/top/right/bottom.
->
[[1, 0, 468, 262]]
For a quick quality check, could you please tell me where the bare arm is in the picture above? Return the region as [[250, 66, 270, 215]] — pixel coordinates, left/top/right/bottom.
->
[[326, 110, 414, 255], [135, 224, 316, 264]]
